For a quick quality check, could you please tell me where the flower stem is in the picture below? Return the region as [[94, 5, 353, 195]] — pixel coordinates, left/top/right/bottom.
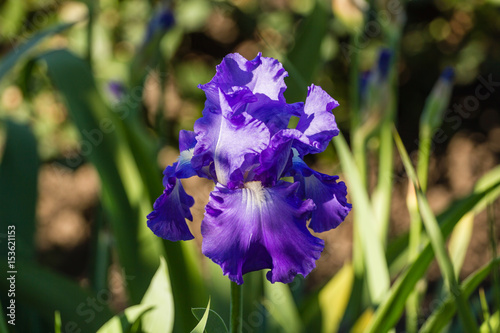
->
[[230, 281, 243, 333]]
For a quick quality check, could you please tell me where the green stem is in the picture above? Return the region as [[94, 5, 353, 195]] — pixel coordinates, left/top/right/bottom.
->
[[406, 124, 432, 333], [230, 281, 243, 333]]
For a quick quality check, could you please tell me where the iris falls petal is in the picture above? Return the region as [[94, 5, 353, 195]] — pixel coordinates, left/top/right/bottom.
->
[[291, 155, 352, 233], [201, 181, 324, 284], [147, 178, 195, 241]]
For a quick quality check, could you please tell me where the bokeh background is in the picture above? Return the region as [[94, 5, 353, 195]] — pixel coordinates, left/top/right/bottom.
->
[[0, 0, 499, 332]]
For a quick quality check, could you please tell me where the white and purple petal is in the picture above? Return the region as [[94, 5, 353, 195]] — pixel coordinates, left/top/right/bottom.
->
[[199, 53, 288, 103], [201, 181, 324, 284], [193, 89, 270, 186], [294, 85, 340, 155], [147, 178, 195, 241]]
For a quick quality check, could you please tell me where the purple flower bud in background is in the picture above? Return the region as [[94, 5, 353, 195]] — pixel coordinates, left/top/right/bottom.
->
[[376, 48, 392, 81], [147, 53, 351, 284], [440, 66, 455, 83], [420, 67, 455, 131], [108, 80, 126, 101], [143, 5, 175, 45]]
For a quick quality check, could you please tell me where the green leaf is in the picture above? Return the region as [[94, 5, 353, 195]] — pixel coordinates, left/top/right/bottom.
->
[[333, 133, 390, 303], [0, 259, 114, 332], [367, 176, 500, 332], [420, 257, 500, 333], [448, 212, 474, 277], [284, 0, 328, 102], [192, 304, 228, 333], [54, 311, 62, 333], [191, 299, 211, 333], [140, 257, 175, 333], [392, 127, 477, 332], [0, 22, 75, 81], [97, 304, 154, 333], [0, 120, 38, 260], [264, 275, 303, 333], [480, 310, 499, 333], [36, 49, 164, 303], [318, 263, 354, 333]]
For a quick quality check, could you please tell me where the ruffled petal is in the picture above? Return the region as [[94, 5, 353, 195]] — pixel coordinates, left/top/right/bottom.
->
[[148, 130, 199, 241], [290, 154, 351, 233], [295, 85, 340, 155], [147, 178, 195, 241], [201, 181, 324, 284], [252, 129, 309, 185], [200, 53, 288, 103], [193, 89, 270, 187], [246, 95, 303, 135]]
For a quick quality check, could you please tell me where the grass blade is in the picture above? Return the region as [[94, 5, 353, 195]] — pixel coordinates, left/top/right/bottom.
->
[[420, 257, 500, 333], [140, 257, 175, 333], [192, 306, 228, 333], [318, 263, 354, 333], [284, 0, 328, 103], [0, 258, 114, 332], [367, 151, 500, 333], [37, 49, 163, 303], [191, 299, 211, 333], [0, 120, 38, 260], [0, 22, 75, 80], [333, 133, 390, 303], [264, 274, 303, 333], [97, 304, 153, 333], [448, 212, 474, 277], [393, 127, 478, 332]]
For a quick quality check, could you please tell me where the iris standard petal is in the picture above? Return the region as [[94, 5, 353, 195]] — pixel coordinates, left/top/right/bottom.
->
[[291, 155, 351, 233], [147, 178, 195, 241], [201, 181, 324, 284], [193, 89, 270, 187], [199, 52, 288, 103], [295, 84, 340, 155]]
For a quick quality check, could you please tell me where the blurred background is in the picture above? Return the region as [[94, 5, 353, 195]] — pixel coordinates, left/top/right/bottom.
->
[[0, 0, 499, 332]]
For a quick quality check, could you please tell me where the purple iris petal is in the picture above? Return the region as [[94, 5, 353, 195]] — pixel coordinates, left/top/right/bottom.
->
[[147, 52, 350, 284], [201, 181, 324, 284], [290, 154, 352, 233], [200, 53, 288, 103], [295, 84, 340, 155], [147, 178, 195, 241], [193, 89, 270, 187]]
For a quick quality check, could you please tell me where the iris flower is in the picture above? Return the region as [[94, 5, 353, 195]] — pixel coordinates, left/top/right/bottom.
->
[[147, 53, 351, 284]]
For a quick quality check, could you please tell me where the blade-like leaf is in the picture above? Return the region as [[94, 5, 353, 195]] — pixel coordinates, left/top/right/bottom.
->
[[367, 178, 500, 332], [393, 127, 477, 332], [284, 0, 328, 102], [140, 257, 175, 333], [448, 212, 474, 277], [420, 257, 500, 333], [318, 263, 354, 333], [480, 310, 499, 333], [191, 299, 211, 333], [97, 304, 154, 333], [0, 120, 38, 260], [0, 259, 114, 332], [0, 22, 75, 80], [36, 49, 164, 303], [192, 306, 228, 333], [264, 274, 303, 333], [333, 133, 390, 303]]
